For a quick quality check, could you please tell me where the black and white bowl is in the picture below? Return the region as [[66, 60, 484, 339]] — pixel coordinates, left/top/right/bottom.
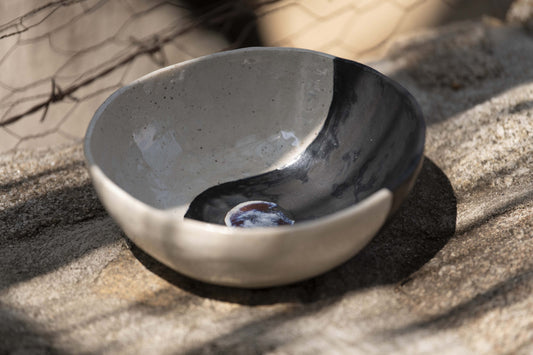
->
[[84, 47, 425, 288]]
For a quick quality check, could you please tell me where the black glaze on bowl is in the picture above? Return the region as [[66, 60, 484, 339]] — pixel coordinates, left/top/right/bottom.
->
[[185, 57, 425, 225]]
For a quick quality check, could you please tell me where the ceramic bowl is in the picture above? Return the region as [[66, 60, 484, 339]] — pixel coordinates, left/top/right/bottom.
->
[[84, 47, 425, 288]]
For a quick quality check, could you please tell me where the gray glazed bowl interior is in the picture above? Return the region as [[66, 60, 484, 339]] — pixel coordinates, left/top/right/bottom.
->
[[84, 47, 425, 287]]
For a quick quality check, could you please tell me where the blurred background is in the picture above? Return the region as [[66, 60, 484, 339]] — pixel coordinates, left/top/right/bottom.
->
[[0, 0, 521, 153]]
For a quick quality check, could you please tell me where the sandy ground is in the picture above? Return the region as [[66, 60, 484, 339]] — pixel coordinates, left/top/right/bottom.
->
[[1, 19, 532, 354]]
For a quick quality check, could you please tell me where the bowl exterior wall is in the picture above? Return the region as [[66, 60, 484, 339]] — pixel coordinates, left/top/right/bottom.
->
[[89, 164, 392, 287]]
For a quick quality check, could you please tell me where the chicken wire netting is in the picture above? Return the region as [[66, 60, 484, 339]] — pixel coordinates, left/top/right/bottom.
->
[[0, 0, 514, 153]]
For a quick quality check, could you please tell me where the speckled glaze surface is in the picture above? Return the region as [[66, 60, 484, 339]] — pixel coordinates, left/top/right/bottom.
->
[[84, 47, 425, 288]]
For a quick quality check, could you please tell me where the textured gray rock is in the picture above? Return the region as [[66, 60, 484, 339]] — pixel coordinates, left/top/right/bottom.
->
[[1, 20, 532, 354]]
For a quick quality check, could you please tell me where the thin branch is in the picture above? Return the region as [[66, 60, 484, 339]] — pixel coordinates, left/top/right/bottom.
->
[[0, 0, 87, 40]]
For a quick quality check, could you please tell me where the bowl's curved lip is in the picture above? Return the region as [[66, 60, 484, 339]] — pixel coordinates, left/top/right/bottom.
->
[[84, 47, 425, 235]]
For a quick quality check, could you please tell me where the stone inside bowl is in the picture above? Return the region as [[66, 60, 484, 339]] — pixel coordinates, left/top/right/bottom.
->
[[84, 47, 425, 287]]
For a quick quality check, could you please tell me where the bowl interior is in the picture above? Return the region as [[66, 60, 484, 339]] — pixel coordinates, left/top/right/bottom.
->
[[86, 48, 424, 225]]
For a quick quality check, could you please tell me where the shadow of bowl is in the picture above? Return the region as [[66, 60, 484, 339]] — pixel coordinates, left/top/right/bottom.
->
[[84, 47, 425, 287]]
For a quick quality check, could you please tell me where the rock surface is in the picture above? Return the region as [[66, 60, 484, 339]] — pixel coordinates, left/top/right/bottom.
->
[[1, 20, 532, 354]]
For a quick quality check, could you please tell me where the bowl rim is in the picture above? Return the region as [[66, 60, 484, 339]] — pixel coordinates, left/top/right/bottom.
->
[[84, 46, 425, 235]]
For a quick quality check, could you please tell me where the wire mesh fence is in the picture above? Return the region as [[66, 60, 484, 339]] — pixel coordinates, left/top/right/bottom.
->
[[0, 0, 514, 153]]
